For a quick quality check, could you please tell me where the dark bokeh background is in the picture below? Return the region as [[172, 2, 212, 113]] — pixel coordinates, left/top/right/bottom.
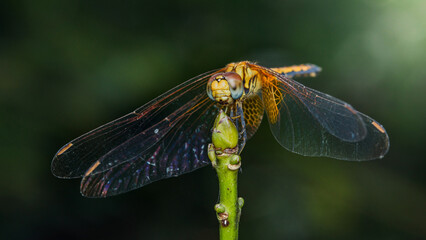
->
[[1, 0, 425, 239]]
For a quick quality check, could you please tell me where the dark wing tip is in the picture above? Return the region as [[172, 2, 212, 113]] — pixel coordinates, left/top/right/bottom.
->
[[51, 142, 80, 179], [51, 154, 74, 179]]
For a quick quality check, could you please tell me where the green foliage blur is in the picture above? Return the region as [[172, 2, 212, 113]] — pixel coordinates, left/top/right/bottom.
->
[[1, 0, 425, 239]]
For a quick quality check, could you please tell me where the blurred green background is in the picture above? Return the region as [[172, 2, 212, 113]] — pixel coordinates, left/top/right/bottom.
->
[[1, 0, 425, 239]]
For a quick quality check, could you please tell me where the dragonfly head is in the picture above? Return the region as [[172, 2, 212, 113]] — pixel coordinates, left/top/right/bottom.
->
[[207, 72, 243, 104]]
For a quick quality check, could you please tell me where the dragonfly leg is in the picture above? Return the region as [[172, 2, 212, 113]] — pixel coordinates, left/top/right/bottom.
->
[[236, 102, 247, 152]]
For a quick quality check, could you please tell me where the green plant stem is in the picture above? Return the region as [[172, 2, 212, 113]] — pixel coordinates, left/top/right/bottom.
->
[[216, 152, 241, 240], [209, 110, 244, 240]]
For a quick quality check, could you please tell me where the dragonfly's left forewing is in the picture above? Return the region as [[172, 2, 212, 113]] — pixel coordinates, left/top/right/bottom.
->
[[52, 69, 221, 181]]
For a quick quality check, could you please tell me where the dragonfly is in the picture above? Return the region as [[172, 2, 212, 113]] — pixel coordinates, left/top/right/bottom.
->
[[51, 61, 389, 197]]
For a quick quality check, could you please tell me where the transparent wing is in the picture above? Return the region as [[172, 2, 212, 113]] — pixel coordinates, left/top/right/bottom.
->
[[51, 69, 222, 179], [260, 68, 389, 160], [80, 99, 218, 197]]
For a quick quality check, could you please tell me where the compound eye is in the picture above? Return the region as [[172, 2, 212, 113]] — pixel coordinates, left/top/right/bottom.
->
[[223, 72, 243, 100], [206, 75, 216, 101]]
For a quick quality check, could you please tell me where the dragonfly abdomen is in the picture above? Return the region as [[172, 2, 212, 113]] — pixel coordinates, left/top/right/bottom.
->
[[271, 64, 322, 78]]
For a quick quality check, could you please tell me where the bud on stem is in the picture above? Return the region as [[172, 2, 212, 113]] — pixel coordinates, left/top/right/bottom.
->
[[212, 110, 239, 150]]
